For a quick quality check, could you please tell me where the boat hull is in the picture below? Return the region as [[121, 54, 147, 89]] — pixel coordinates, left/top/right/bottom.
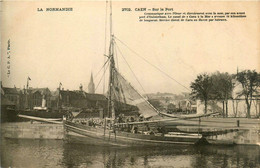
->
[[19, 110, 64, 119], [64, 121, 204, 147]]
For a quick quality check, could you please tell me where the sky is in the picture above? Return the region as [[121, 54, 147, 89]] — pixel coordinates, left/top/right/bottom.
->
[[1, 1, 259, 94]]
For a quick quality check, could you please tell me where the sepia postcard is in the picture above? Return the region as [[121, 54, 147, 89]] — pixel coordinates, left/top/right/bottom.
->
[[1, 0, 260, 167]]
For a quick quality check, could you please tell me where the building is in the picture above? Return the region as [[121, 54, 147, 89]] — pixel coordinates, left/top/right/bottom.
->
[[1, 86, 20, 109], [25, 88, 52, 109], [54, 87, 107, 110], [1, 84, 19, 122], [1, 95, 17, 122]]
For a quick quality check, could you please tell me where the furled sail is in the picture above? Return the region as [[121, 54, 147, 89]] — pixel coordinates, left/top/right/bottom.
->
[[111, 68, 159, 118]]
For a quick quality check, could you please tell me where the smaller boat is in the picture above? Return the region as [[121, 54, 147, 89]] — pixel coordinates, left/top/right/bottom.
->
[[18, 107, 67, 124], [17, 114, 63, 124]]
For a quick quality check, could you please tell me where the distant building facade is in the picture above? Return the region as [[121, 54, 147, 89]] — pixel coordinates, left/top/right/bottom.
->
[[52, 87, 107, 110], [26, 88, 52, 109], [1, 86, 20, 109]]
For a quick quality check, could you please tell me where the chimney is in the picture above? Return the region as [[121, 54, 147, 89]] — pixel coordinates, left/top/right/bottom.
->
[[42, 95, 46, 108], [79, 84, 83, 92]]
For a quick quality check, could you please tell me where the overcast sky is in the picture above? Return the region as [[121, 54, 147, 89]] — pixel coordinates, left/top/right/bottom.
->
[[1, 1, 259, 94]]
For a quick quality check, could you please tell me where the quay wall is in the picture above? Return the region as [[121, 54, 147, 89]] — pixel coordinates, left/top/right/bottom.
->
[[1, 118, 259, 145], [1, 122, 64, 140]]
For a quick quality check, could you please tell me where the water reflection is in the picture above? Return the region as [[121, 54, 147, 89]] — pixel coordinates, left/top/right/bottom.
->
[[61, 143, 259, 168], [1, 138, 259, 168], [1, 138, 64, 168]]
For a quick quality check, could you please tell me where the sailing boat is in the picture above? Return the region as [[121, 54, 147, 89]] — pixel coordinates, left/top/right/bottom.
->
[[63, 64, 206, 146], [63, 1, 211, 146]]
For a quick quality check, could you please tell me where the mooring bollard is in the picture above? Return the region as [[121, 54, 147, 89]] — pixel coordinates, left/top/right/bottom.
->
[[237, 120, 240, 127]]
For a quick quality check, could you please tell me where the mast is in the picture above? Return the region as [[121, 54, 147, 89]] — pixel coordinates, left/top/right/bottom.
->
[[58, 82, 62, 110], [25, 76, 31, 109], [107, 0, 115, 119], [108, 40, 115, 119]]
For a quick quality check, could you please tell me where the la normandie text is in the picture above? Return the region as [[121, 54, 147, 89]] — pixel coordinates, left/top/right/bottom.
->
[[37, 8, 73, 12]]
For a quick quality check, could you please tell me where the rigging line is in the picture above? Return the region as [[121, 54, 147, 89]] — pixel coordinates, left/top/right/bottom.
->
[[94, 57, 110, 79], [114, 36, 191, 92], [104, 0, 108, 54], [103, 60, 106, 94], [110, 0, 113, 39], [95, 60, 110, 92], [103, 0, 108, 94], [114, 42, 147, 95], [114, 40, 119, 71]]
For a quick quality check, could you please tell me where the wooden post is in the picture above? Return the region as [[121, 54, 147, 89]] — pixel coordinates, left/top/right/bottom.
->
[[198, 117, 201, 135], [109, 121, 111, 141], [226, 100, 228, 118], [223, 101, 225, 118], [114, 124, 116, 142], [237, 120, 240, 127], [104, 118, 106, 139]]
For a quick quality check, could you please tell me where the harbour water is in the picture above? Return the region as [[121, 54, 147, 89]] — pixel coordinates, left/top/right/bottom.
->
[[1, 138, 259, 168]]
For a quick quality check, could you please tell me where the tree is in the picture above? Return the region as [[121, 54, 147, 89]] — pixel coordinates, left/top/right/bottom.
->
[[190, 73, 213, 114], [211, 72, 234, 117], [236, 70, 260, 118]]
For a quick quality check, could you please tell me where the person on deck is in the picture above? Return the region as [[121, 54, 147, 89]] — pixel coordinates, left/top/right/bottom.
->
[[139, 115, 144, 121], [134, 126, 138, 134]]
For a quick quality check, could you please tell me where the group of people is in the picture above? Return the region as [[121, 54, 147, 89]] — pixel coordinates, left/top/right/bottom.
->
[[71, 113, 168, 136], [114, 113, 146, 124]]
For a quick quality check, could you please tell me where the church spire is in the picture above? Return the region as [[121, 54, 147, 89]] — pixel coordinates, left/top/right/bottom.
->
[[90, 73, 94, 83], [88, 72, 95, 94]]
